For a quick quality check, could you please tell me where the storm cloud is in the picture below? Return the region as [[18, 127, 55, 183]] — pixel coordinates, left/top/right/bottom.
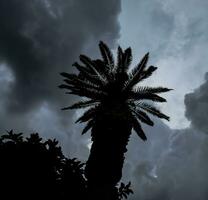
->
[[122, 72, 208, 200], [0, 0, 121, 154], [185, 72, 208, 134], [0, 0, 121, 113]]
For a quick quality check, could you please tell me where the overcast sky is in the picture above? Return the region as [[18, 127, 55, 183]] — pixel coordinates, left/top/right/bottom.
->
[[0, 0, 208, 199]]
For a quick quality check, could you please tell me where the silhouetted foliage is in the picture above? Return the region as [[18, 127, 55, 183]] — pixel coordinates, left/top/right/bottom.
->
[[59, 41, 171, 199], [118, 182, 134, 200], [0, 130, 132, 200], [0, 130, 87, 199]]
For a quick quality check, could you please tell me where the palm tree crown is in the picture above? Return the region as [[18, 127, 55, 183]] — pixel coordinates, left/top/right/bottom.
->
[[59, 41, 171, 141]]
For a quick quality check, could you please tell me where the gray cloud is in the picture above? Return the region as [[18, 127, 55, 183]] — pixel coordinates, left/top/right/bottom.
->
[[0, 0, 121, 133], [0, 0, 121, 159], [185, 72, 208, 134], [0, 0, 121, 113], [128, 128, 208, 200], [121, 72, 208, 200], [118, 0, 208, 194], [119, 0, 208, 129]]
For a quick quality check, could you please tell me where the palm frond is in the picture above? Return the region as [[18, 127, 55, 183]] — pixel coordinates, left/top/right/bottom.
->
[[73, 62, 91, 73], [61, 87, 81, 96], [68, 86, 106, 99], [129, 91, 167, 102], [93, 59, 114, 81], [131, 117, 147, 141], [63, 78, 100, 92], [59, 79, 106, 99], [131, 108, 154, 126], [79, 54, 107, 84], [59, 82, 103, 97], [76, 107, 97, 123], [61, 73, 102, 96], [135, 86, 173, 94], [138, 102, 170, 121], [73, 62, 104, 86], [132, 53, 149, 75], [62, 99, 99, 110], [123, 47, 132, 72], [73, 62, 93, 75], [138, 66, 157, 82], [116, 46, 124, 72], [60, 72, 78, 80], [58, 84, 73, 90], [125, 53, 149, 90], [116, 47, 132, 75], [82, 120, 94, 135], [93, 59, 108, 73], [99, 41, 114, 68]]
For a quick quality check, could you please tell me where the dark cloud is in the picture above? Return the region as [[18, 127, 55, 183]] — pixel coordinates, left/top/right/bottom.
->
[[0, 0, 121, 161], [0, 0, 121, 113], [0, 0, 121, 143], [185, 72, 208, 134]]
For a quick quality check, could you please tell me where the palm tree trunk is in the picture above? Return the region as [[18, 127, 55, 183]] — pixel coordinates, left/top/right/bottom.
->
[[85, 116, 132, 200]]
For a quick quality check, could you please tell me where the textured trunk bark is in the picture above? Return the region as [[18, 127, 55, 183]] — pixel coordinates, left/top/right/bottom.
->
[[85, 116, 132, 200]]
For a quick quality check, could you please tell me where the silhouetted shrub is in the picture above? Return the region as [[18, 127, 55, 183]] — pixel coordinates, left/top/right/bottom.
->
[[0, 130, 133, 199], [0, 130, 87, 199]]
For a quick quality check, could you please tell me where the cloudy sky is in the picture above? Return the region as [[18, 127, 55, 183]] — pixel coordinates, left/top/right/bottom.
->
[[0, 0, 208, 199]]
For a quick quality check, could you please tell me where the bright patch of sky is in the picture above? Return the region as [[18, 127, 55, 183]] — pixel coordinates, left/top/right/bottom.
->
[[117, 0, 208, 129]]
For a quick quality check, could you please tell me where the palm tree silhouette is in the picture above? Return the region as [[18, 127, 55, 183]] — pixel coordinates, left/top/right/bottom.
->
[[59, 41, 172, 199]]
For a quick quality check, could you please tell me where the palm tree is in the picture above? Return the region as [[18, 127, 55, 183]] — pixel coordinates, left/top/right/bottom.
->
[[59, 41, 172, 200]]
